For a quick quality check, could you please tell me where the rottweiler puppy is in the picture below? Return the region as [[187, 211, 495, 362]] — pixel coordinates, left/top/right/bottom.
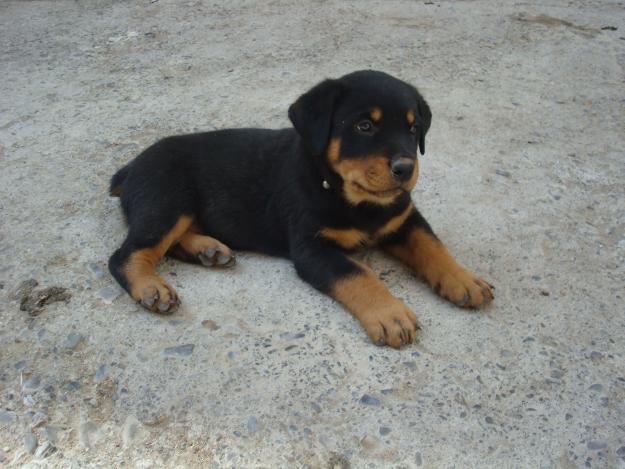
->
[[108, 70, 493, 348]]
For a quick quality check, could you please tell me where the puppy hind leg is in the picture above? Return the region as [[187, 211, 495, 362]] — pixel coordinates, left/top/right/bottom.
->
[[109, 215, 193, 314], [168, 230, 235, 267]]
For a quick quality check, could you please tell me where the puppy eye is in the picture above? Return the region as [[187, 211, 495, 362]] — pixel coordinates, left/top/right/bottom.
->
[[409, 123, 418, 135], [355, 120, 374, 134]]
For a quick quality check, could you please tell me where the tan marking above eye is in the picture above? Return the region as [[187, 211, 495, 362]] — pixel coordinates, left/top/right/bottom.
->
[[407, 110, 415, 125], [370, 107, 382, 123], [327, 138, 341, 164]]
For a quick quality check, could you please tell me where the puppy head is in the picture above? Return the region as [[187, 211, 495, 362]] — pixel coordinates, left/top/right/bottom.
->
[[289, 70, 431, 206]]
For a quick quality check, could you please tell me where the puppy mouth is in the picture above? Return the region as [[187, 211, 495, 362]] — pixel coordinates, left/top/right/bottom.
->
[[353, 182, 404, 197]]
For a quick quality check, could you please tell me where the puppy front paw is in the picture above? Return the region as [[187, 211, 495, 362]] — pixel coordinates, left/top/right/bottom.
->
[[433, 268, 494, 308], [360, 301, 420, 348]]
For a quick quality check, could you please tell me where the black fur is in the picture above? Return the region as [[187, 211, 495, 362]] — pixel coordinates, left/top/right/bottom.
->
[[109, 70, 432, 298]]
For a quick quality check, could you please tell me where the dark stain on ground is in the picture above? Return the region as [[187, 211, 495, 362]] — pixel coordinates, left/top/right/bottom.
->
[[512, 13, 600, 37], [13, 279, 71, 315], [201, 319, 220, 330], [327, 453, 351, 469]]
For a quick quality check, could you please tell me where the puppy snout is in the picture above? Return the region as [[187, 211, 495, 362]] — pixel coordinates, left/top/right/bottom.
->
[[390, 157, 414, 183]]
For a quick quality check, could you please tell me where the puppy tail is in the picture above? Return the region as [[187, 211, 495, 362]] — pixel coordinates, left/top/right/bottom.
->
[[109, 164, 130, 197]]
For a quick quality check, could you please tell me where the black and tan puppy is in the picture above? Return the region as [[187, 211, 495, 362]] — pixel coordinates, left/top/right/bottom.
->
[[108, 70, 493, 348]]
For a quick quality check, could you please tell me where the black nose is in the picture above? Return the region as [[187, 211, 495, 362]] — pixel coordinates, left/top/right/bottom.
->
[[390, 157, 414, 182]]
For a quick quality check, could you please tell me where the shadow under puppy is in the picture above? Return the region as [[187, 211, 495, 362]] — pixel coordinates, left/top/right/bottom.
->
[[108, 70, 494, 348]]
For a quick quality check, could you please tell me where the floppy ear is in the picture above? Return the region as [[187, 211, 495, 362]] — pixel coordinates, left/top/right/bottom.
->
[[416, 95, 432, 155], [288, 79, 342, 156]]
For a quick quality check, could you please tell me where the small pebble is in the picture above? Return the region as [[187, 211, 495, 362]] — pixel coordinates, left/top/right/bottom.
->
[[24, 433, 37, 454], [94, 364, 110, 382], [163, 344, 194, 356], [23, 376, 41, 390], [31, 411, 47, 428], [247, 416, 258, 433], [495, 169, 511, 177], [87, 263, 104, 279], [65, 381, 81, 392], [78, 421, 99, 448], [379, 426, 391, 436], [41, 426, 60, 443], [485, 416, 494, 424], [98, 285, 122, 304], [587, 440, 607, 450], [0, 410, 15, 424], [616, 446, 625, 457], [589, 383, 603, 392], [310, 402, 321, 413], [63, 332, 83, 350], [35, 441, 54, 458], [360, 394, 380, 406], [122, 415, 141, 447]]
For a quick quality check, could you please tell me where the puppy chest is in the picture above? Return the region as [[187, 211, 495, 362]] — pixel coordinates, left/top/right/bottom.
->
[[318, 227, 374, 250]]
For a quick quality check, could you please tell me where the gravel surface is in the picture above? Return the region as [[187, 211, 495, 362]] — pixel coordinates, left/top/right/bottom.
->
[[1, 0, 624, 467]]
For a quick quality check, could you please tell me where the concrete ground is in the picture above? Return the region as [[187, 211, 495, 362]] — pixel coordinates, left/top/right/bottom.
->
[[1, 0, 624, 467]]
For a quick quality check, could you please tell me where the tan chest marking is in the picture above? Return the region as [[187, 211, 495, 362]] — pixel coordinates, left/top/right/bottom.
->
[[375, 204, 414, 238], [318, 227, 371, 250], [319, 204, 414, 249]]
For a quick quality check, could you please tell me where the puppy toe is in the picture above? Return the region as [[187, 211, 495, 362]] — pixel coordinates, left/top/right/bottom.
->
[[216, 252, 236, 267], [134, 276, 180, 315], [198, 247, 235, 268]]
